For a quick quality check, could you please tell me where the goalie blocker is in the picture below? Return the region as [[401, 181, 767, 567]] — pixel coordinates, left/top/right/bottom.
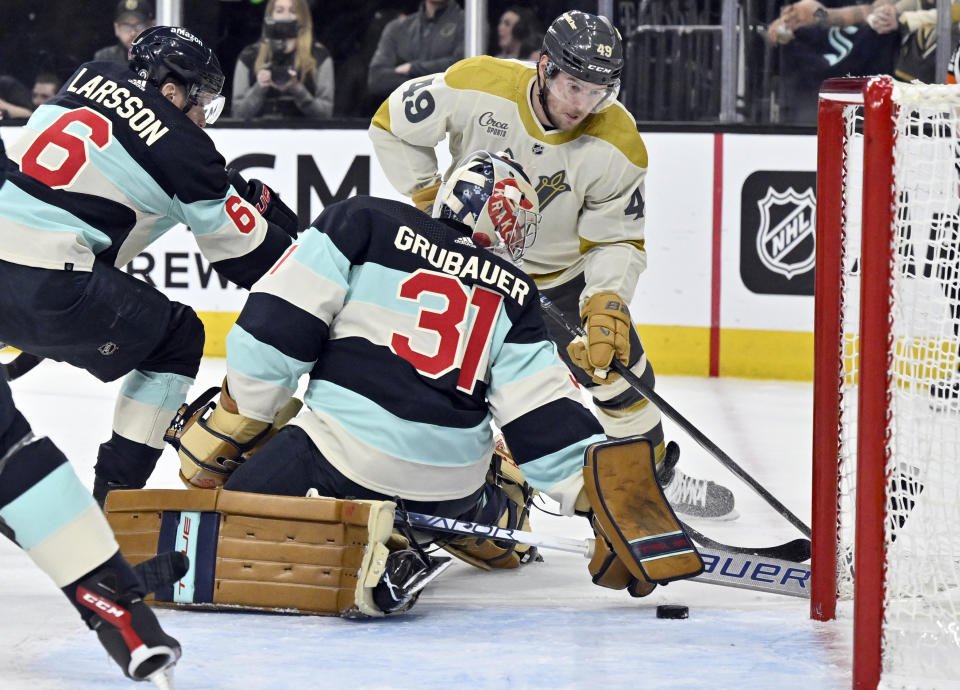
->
[[583, 437, 704, 589], [103, 489, 441, 618]]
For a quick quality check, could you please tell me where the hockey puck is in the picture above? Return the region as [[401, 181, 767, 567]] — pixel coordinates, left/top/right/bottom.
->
[[656, 604, 689, 619]]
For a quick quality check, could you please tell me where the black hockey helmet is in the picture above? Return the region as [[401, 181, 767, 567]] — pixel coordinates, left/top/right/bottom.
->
[[541, 11, 623, 87], [129, 26, 225, 123]]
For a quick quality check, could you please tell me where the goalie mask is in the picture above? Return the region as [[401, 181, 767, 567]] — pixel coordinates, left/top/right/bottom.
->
[[129, 26, 226, 124], [435, 151, 540, 263], [539, 11, 623, 116]]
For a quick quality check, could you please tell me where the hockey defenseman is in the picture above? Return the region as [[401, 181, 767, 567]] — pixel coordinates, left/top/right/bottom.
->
[[0, 26, 299, 506], [166, 151, 703, 615], [368, 11, 737, 520]]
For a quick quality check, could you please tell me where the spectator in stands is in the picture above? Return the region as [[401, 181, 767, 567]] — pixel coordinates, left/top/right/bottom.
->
[[31, 73, 61, 108], [232, 0, 334, 121], [770, 0, 958, 82], [333, 7, 405, 117], [93, 0, 155, 64], [0, 73, 33, 120], [493, 6, 543, 60], [366, 0, 464, 104], [765, 0, 899, 123]]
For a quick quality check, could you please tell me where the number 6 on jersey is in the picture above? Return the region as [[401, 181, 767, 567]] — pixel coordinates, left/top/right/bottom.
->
[[390, 269, 502, 394]]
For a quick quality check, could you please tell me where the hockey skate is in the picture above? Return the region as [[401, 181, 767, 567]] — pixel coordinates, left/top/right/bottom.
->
[[76, 566, 181, 688], [657, 441, 738, 521], [372, 549, 453, 614]]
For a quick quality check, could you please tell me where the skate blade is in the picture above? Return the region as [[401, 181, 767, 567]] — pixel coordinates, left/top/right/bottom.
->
[[148, 663, 176, 690], [405, 556, 453, 597]]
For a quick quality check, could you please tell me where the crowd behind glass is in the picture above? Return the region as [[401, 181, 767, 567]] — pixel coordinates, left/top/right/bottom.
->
[[0, 0, 954, 127]]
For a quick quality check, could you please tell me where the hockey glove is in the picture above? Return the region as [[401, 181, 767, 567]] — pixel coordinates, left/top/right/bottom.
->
[[587, 513, 657, 597], [411, 182, 441, 214], [566, 291, 632, 385], [174, 380, 302, 489], [227, 167, 300, 238], [572, 489, 656, 597], [441, 456, 539, 569]]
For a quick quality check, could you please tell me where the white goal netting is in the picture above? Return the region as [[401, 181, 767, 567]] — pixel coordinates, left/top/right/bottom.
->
[[836, 84, 960, 689]]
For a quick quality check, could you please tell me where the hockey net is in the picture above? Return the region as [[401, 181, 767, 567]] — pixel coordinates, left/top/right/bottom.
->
[[812, 76, 960, 689]]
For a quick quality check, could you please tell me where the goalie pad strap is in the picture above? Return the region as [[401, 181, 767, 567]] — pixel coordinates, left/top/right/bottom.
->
[[583, 437, 703, 584], [103, 489, 397, 617]]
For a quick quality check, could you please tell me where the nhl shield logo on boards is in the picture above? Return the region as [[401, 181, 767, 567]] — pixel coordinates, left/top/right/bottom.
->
[[755, 186, 816, 280]]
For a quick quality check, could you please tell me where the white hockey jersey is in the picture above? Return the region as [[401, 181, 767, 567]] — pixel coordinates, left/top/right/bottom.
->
[[369, 56, 649, 304]]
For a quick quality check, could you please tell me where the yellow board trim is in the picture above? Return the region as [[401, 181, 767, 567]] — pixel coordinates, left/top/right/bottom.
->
[[635, 325, 814, 380], [28, 315, 957, 384], [197, 311, 240, 358]]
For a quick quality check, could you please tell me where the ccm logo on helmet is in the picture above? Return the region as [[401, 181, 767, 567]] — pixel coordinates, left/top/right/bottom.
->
[[587, 64, 613, 73]]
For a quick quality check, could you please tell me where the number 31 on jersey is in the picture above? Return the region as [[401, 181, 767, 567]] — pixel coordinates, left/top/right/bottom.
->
[[390, 269, 502, 395]]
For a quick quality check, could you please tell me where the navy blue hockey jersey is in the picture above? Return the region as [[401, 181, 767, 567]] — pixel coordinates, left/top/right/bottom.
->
[[0, 61, 288, 288], [226, 195, 605, 504]]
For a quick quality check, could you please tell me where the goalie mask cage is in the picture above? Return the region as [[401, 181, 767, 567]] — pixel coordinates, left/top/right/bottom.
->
[[812, 76, 960, 690]]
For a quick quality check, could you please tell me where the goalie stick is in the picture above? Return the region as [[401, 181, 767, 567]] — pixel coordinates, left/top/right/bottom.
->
[[539, 295, 812, 540], [402, 511, 810, 599]]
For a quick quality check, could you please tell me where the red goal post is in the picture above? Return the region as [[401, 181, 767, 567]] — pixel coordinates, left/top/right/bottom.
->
[[812, 76, 960, 689]]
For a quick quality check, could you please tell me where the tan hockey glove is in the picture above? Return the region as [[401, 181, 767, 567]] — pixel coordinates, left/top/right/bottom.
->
[[441, 456, 538, 569], [566, 291, 632, 385], [175, 380, 302, 489], [411, 183, 441, 214]]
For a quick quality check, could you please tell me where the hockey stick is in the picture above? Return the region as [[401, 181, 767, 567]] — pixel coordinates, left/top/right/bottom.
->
[[0, 350, 44, 381], [529, 496, 809, 562], [402, 511, 810, 598], [679, 521, 810, 562], [539, 295, 812, 540]]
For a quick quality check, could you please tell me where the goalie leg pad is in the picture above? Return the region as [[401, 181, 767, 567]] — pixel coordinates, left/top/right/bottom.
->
[[103, 489, 409, 617], [584, 437, 703, 583], [440, 456, 538, 570]]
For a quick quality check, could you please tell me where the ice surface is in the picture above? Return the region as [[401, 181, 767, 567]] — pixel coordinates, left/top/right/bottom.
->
[[0, 359, 850, 689]]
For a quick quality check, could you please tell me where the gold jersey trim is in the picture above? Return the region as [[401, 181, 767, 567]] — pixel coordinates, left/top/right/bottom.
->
[[371, 97, 390, 132], [578, 237, 646, 256], [443, 56, 648, 168]]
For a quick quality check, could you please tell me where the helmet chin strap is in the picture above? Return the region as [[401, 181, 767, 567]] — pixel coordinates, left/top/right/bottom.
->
[[535, 62, 559, 130]]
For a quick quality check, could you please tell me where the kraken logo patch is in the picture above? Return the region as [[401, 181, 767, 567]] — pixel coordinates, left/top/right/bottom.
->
[[536, 170, 571, 211]]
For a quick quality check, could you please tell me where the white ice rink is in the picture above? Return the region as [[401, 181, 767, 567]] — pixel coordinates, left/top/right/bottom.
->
[[1, 359, 852, 689]]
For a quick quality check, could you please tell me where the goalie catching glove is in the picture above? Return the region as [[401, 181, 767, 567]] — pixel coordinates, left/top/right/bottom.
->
[[440, 454, 539, 569], [227, 167, 300, 238], [166, 380, 302, 489], [566, 292, 632, 384]]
